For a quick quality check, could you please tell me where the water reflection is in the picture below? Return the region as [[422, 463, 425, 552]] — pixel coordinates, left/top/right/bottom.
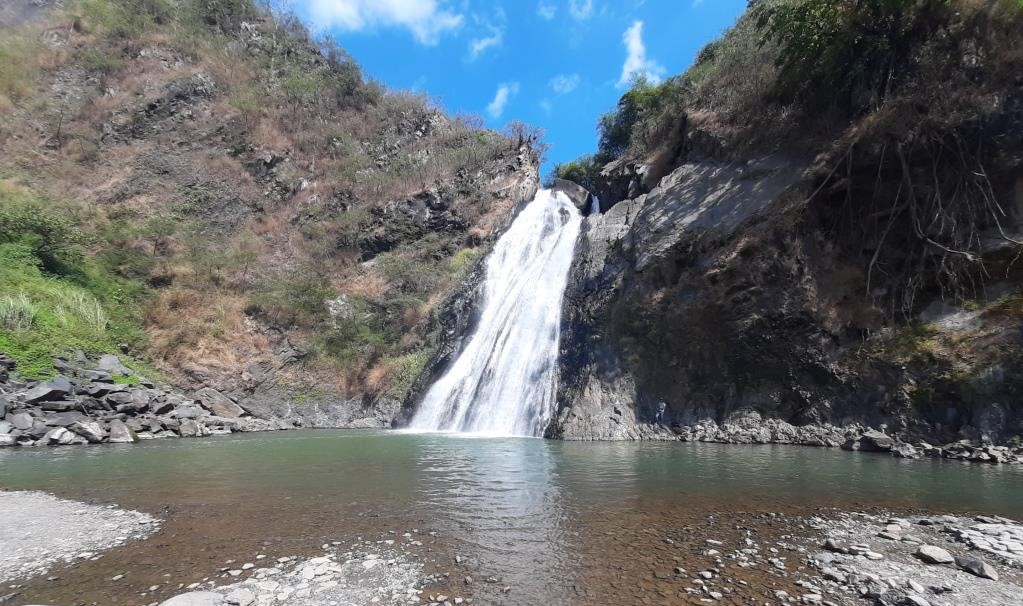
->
[[412, 435, 572, 602]]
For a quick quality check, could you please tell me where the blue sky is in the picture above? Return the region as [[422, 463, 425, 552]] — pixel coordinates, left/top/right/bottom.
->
[[292, 0, 748, 172]]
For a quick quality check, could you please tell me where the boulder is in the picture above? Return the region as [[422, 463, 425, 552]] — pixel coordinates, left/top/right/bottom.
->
[[27, 420, 50, 439], [845, 430, 896, 452], [98, 354, 133, 376], [0, 396, 7, 418], [915, 545, 954, 564], [178, 419, 211, 438], [151, 400, 175, 415], [171, 405, 204, 419], [10, 412, 34, 431], [0, 421, 12, 434], [44, 427, 79, 445], [194, 388, 245, 418], [552, 178, 592, 212], [45, 411, 89, 426], [892, 442, 920, 458], [159, 592, 224, 606], [80, 369, 114, 382], [107, 419, 138, 444], [0, 434, 16, 447], [39, 400, 79, 412], [83, 382, 121, 397], [22, 376, 74, 403], [70, 421, 108, 444], [954, 555, 999, 580], [106, 391, 134, 406]]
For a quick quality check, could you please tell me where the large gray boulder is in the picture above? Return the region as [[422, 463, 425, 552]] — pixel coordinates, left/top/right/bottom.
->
[[9, 412, 34, 431], [159, 592, 224, 606], [0, 434, 17, 447], [43, 427, 80, 445], [178, 419, 211, 438], [194, 388, 245, 418], [69, 421, 108, 444], [107, 419, 138, 444], [552, 178, 592, 212], [98, 354, 133, 376], [45, 411, 88, 427], [0, 421, 12, 434], [171, 405, 204, 419], [0, 396, 7, 418], [843, 430, 896, 452], [22, 376, 74, 403]]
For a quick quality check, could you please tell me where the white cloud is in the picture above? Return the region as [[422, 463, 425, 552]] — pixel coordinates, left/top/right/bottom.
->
[[306, 0, 464, 45], [617, 20, 665, 88], [536, 2, 556, 20], [469, 24, 503, 59], [539, 99, 553, 115], [486, 82, 520, 119], [549, 73, 581, 95], [568, 0, 593, 20]]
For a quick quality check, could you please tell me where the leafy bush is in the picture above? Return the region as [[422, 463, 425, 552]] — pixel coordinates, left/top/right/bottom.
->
[[752, 0, 944, 110], [0, 184, 86, 273], [0, 185, 148, 377], [597, 76, 682, 160], [552, 155, 603, 191], [375, 253, 443, 297]]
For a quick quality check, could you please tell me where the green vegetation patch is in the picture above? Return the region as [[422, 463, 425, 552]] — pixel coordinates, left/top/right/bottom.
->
[[0, 183, 148, 378]]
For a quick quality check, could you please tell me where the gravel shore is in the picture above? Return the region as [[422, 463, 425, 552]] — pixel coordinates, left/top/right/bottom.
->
[[0, 491, 159, 584]]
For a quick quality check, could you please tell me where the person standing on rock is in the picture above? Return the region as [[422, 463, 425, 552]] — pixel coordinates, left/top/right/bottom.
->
[[655, 400, 668, 424]]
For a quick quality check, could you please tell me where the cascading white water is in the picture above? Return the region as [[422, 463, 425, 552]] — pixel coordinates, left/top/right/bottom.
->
[[409, 189, 582, 437]]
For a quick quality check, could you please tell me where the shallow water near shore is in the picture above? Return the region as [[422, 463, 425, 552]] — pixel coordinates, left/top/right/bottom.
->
[[1, 430, 1022, 605]]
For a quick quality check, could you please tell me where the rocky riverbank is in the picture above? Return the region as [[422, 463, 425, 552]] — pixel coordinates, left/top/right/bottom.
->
[[805, 512, 1023, 606], [669, 416, 1023, 465], [0, 353, 293, 448]]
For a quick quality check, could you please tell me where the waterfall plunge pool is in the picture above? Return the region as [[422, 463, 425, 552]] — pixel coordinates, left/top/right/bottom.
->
[[1, 430, 1021, 605]]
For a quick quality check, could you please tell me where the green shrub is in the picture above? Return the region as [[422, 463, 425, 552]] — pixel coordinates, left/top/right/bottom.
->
[[0, 186, 148, 378], [552, 155, 604, 191], [598, 76, 682, 160], [752, 0, 943, 110], [375, 253, 443, 297], [387, 350, 430, 394], [0, 186, 86, 272]]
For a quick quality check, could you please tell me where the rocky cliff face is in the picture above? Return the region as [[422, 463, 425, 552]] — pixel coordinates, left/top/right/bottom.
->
[[552, 139, 1023, 454], [549, 0, 1023, 453]]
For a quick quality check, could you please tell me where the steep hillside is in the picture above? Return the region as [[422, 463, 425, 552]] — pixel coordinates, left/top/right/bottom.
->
[[0, 0, 539, 427], [552, 0, 1023, 455]]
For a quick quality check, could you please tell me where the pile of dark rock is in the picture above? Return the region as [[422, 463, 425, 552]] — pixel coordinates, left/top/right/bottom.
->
[[0, 353, 293, 448], [842, 429, 1022, 464]]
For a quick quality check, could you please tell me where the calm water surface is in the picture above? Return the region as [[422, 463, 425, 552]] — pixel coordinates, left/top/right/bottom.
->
[[1, 430, 1021, 605]]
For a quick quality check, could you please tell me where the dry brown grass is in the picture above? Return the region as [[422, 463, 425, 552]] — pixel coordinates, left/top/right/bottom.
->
[[147, 288, 271, 375]]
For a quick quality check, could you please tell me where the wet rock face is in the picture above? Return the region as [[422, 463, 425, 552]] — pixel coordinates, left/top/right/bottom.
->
[[553, 146, 1023, 448], [554, 155, 822, 440]]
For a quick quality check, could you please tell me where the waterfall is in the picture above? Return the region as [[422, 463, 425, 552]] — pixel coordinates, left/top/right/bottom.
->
[[408, 189, 582, 437], [589, 195, 600, 215]]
